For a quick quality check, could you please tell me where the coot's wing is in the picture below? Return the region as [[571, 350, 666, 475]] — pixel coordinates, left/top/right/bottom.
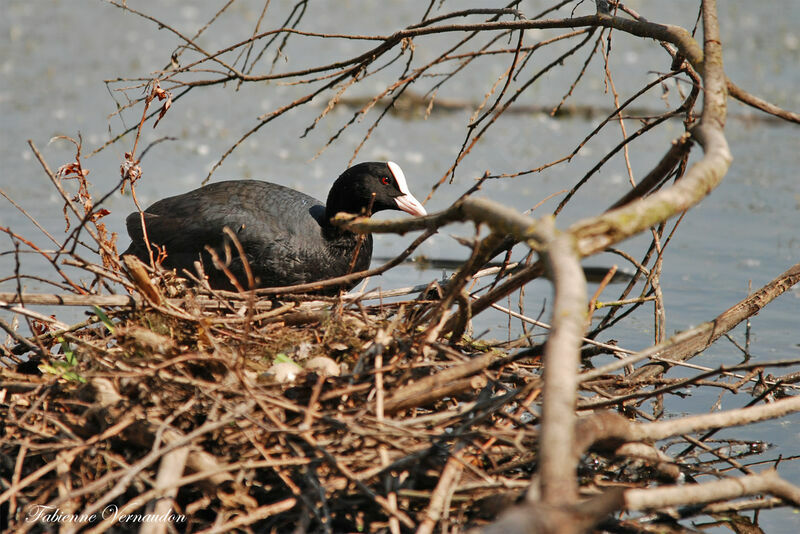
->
[[227, 186, 339, 287], [124, 180, 331, 287], [124, 180, 254, 260]]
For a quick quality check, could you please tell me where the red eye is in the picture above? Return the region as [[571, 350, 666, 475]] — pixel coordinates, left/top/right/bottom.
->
[[381, 176, 390, 186]]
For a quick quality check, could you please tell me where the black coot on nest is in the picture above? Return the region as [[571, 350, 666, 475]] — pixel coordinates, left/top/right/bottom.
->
[[122, 161, 427, 292]]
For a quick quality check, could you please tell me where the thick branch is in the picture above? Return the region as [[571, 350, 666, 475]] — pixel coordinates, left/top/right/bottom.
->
[[575, 395, 800, 456], [336, 196, 547, 250], [625, 469, 800, 511], [568, 0, 730, 256], [537, 225, 586, 506]]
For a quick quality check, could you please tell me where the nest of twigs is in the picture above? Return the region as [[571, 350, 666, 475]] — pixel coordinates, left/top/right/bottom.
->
[[3, 252, 797, 534], [1, 262, 549, 533]]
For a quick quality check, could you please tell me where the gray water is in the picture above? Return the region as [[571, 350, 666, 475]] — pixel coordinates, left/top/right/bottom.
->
[[2, 1, 799, 530]]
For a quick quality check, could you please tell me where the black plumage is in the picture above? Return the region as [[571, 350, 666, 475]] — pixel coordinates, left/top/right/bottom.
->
[[122, 161, 426, 292]]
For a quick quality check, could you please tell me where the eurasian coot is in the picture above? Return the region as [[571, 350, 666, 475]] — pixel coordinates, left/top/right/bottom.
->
[[122, 161, 427, 291]]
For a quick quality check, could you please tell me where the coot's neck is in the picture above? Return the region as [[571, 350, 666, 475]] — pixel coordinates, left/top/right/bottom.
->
[[324, 175, 374, 225]]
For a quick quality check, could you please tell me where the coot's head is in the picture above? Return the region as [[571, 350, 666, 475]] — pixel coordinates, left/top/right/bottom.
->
[[325, 161, 427, 221]]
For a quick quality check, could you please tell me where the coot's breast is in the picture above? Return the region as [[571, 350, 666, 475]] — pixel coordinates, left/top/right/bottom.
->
[[124, 180, 372, 290]]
